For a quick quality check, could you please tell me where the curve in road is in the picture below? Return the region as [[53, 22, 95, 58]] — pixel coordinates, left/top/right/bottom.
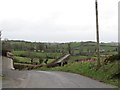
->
[[3, 70, 116, 88]]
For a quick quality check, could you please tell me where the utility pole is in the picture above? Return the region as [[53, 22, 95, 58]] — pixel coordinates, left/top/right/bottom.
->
[[0, 31, 2, 56], [0, 31, 1, 47], [95, 0, 101, 67]]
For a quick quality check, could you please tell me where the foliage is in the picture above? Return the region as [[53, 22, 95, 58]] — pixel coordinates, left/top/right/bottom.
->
[[13, 56, 31, 64], [104, 54, 120, 65], [13, 56, 55, 65], [2, 40, 12, 51]]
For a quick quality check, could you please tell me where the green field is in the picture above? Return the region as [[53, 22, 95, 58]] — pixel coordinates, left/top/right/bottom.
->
[[13, 51, 62, 58], [14, 56, 31, 63], [12, 50, 62, 64]]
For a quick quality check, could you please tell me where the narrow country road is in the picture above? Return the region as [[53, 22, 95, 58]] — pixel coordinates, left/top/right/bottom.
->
[[3, 70, 116, 88]]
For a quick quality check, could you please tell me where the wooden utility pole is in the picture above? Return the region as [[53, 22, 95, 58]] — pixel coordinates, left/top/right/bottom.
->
[[0, 31, 1, 41], [0, 31, 2, 51], [95, 0, 101, 67]]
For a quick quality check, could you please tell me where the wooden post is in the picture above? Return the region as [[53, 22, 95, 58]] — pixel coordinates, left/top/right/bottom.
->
[[95, 0, 101, 67]]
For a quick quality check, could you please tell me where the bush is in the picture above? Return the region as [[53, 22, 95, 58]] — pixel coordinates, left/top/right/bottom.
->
[[104, 54, 120, 64]]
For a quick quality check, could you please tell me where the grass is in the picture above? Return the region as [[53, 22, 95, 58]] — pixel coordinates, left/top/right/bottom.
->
[[14, 56, 55, 64], [12, 50, 62, 65], [13, 50, 62, 59], [47, 59, 55, 64], [35, 61, 119, 87], [14, 56, 31, 63], [68, 55, 97, 63]]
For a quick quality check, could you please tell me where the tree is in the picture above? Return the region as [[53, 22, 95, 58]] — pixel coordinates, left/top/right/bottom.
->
[[44, 58, 48, 64], [27, 51, 34, 64], [2, 39, 11, 51], [37, 43, 44, 52], [68, 43, 71, 54], [39, 57, 44, 64]]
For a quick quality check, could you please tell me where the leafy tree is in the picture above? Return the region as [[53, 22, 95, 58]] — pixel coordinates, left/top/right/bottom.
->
[[39, 57, 44, 64], [37, 43, 44, 52], [68, 43, 71, 54], [27, 51, 35, 64], [2, 39, 12, 52]]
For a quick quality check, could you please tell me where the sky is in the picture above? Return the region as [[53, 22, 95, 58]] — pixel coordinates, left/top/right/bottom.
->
[[0, 0, 119, 43]]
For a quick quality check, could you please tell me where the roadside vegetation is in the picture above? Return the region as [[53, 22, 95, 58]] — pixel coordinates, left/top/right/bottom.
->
[[36, 58, 119, 86]]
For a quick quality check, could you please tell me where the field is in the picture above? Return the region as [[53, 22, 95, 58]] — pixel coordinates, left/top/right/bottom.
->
[[12, 50, 62, 65], [9, 41, 118, 65]]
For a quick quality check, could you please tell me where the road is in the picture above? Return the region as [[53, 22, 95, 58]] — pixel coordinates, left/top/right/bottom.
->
[[3, 70, 116, 88]]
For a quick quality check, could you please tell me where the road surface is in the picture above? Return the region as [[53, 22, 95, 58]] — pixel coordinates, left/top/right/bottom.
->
[[3, 70, 116, 88]]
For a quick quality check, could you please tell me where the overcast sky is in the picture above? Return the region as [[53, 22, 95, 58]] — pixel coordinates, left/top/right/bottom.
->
[[0, 0, 119, 43]]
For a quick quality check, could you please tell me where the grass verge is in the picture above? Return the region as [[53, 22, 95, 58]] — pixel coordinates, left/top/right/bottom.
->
[[35, 61, 119, 87]]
